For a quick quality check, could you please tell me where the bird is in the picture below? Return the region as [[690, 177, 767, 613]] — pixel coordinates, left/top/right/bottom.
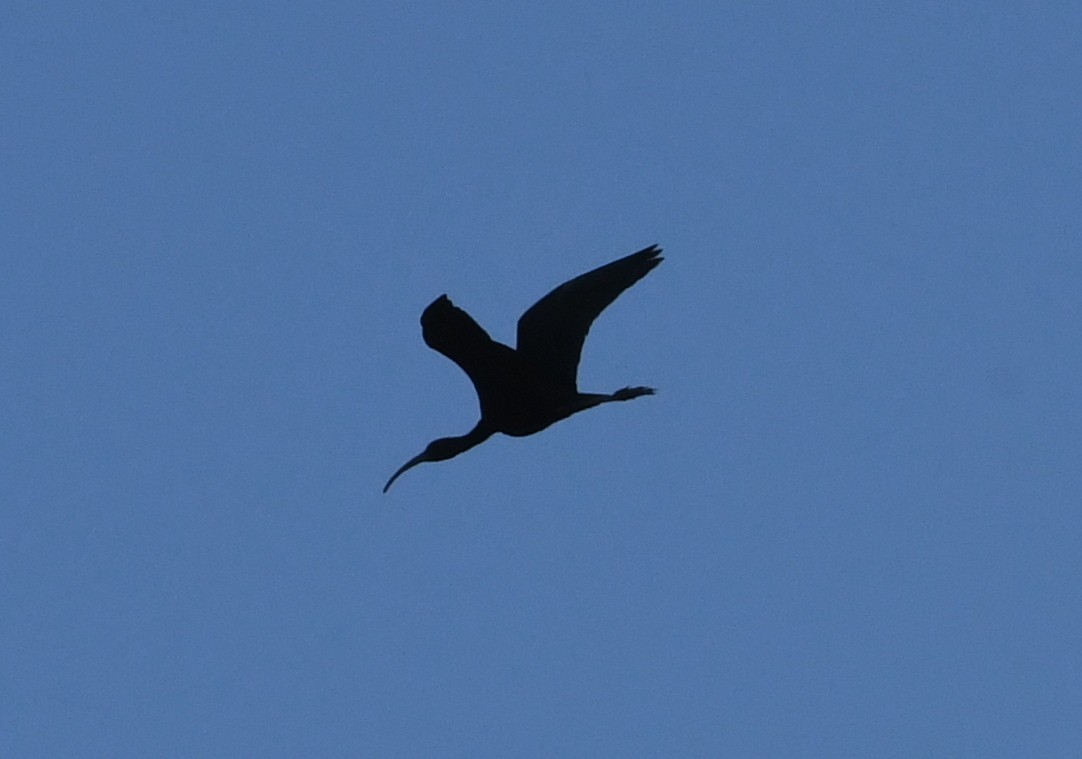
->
[[383, 244, 663, 492]]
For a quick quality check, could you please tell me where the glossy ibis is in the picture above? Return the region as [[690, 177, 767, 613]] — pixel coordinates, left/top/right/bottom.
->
[[383, 244, 663, 492]]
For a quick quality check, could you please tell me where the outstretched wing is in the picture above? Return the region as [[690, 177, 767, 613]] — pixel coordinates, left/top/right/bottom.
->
[[421, 294, 515, 406], [516, 244, 663, 394]]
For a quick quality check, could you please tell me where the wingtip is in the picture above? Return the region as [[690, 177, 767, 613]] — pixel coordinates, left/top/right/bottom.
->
[[639, 244, 664, 265], [644, 245, 663, 269], [422, 293, 454, 323]]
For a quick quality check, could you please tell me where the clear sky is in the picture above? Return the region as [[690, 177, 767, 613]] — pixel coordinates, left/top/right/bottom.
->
[[4, 2, 1081, 756]]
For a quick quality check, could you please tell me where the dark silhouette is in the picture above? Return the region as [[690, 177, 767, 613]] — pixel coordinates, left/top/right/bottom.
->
[[383, 244, 663, 492]]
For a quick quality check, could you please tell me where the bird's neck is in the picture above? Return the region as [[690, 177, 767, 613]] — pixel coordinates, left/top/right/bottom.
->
[[437, 421, 495, 460]]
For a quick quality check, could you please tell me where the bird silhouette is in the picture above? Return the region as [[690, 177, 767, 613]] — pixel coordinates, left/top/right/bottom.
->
[[383, 244, 663, 492]]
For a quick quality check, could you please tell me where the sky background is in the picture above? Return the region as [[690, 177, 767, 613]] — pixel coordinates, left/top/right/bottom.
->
[[4, 2, 1081, 756]]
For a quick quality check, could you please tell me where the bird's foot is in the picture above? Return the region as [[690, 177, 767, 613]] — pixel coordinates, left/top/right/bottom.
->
[[612, 386, 655, 401]]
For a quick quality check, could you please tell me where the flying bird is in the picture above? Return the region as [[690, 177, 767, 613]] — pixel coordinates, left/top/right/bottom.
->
[[383, 244, 663, 492]]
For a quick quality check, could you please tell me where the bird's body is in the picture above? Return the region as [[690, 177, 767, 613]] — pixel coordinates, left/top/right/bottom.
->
[[384, 244, 662, 492]]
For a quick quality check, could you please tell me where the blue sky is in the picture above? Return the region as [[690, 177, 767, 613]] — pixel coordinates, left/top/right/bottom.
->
[[4, 2, 1081, 756]]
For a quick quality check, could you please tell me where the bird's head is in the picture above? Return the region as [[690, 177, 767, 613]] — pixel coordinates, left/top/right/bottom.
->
[[382, 435, 484, 493]]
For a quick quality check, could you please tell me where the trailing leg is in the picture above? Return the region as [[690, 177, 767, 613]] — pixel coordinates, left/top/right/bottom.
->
[[611, 386, 655, 401]]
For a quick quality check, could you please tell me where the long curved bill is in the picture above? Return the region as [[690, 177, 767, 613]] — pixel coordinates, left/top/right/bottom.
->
[[383, 451, 427, 493]]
